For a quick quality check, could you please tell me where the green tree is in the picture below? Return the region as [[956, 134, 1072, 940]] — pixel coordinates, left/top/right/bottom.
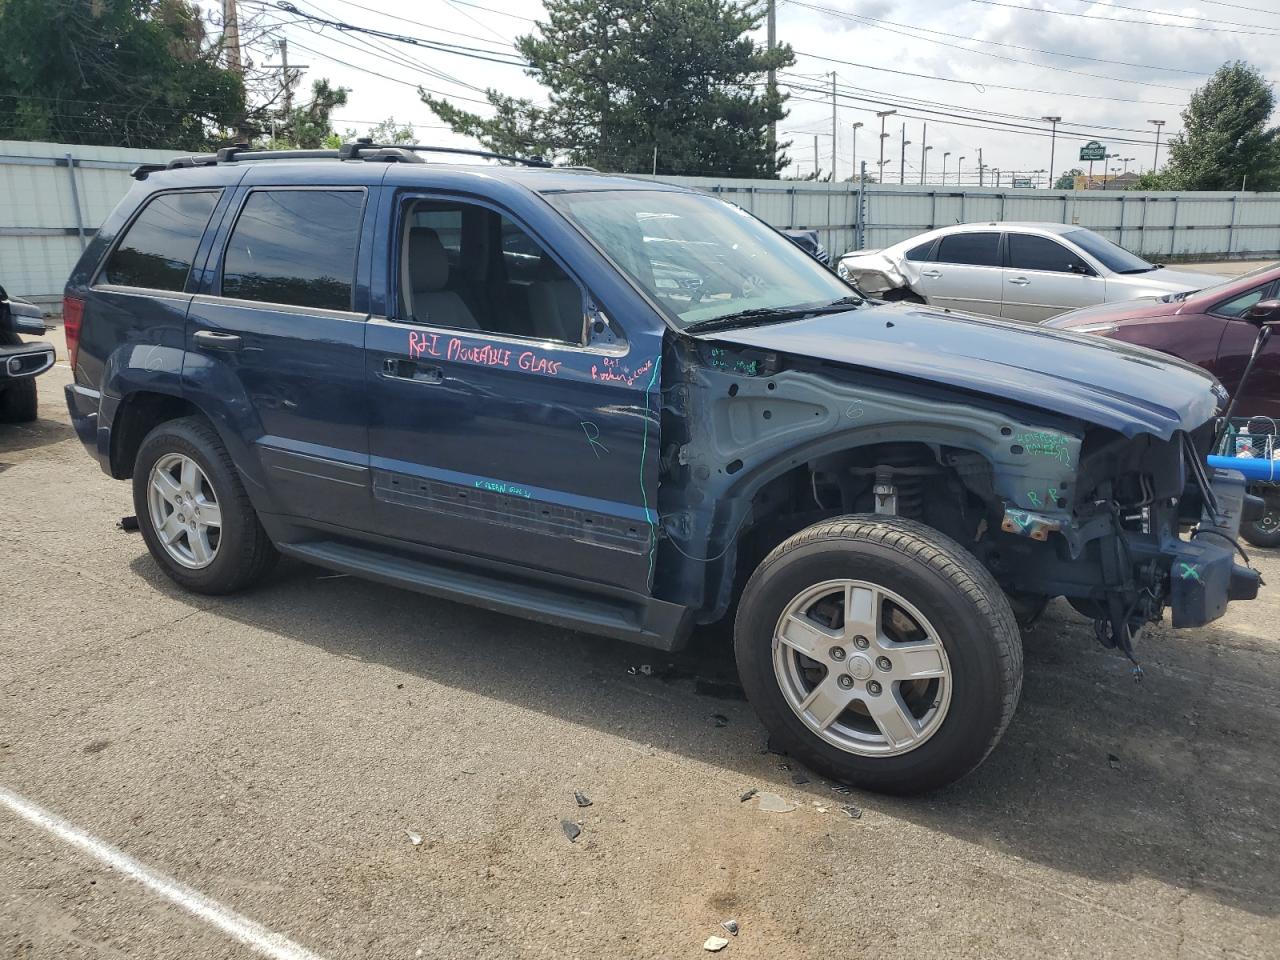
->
[[422, 0, 794, 176], [1053, 168, 1083, 190], [0, 0, 244, 149], [263, 79, 349, 149], [1162, 61, 1279, 191]]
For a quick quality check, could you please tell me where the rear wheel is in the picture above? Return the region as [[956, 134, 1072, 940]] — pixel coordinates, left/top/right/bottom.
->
[[1241, 486, 1280, 549], [132, 416, 277, 593], [735, 516, 1022, 794]]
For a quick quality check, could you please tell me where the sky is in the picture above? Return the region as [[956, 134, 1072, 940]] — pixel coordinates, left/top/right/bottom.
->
[[234, 0, 1280, 187]]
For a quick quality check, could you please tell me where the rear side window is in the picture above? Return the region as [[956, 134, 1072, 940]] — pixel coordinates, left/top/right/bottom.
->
[[935, 232, 1000, 267], [1007, 233, 1090, 274], [904, 240, 935, 261], [221, 190, 364, 311], [102, 191, 219, 291]]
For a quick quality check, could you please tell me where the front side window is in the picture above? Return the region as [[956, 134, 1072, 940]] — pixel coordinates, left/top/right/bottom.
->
[[544, 190, 854, 329], [221, 190, 364, 311], [399, 199, 585, 344], [1062, 229, 1154, 274], [1212, 283, 1273, 318], [102, 191, 219, 291], [935, 232, 1000, 267], [1007, 234, 1091, 274]]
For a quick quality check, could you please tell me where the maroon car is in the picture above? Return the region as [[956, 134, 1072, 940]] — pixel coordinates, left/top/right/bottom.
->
[[1044, 263, 1280, 418]]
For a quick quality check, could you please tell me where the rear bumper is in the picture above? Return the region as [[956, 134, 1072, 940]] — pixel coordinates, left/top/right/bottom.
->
[[0, 340, 55, 381], [64, 382, 110, 474], [1166, 468, 1261, 628]]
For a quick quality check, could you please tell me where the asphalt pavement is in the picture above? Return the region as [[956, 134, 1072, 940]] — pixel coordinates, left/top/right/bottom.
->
[[2, 343, 1278, 960]]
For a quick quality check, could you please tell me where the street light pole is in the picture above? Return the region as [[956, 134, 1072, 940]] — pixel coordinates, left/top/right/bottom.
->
[[1149, 119, 1165, 171], [919, 123, 928, 184], [900, 124, 911, 185], [942, 151, 950, 186], [830, 71, 838, 181], [957, 155, 965, 185], [851, 121, 863, 181], [1041, 115, 1061, 190], [877, 110, 896, 181], [921, 144, 932, 185], [977, 147, 984, 187], [1122, 156, 1134, 177]]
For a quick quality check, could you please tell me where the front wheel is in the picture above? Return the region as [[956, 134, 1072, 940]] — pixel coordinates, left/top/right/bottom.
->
[[734, 516, 1023, 795]]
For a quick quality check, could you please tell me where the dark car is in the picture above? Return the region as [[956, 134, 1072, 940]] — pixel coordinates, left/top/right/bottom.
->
[[0, 285, 55, 423], [1043, 263, 1280, 418], [63, 143, 1260, 794]]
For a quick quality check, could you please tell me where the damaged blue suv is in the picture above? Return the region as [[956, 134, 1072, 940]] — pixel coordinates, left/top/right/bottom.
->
[[64, 142, 1261, 793]]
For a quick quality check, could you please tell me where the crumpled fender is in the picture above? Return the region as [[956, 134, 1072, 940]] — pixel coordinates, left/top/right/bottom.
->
[[837, 249, 909, 295]]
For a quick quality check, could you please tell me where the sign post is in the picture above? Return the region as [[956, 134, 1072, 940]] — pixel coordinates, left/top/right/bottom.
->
[[1080, 140, 1106, 189]]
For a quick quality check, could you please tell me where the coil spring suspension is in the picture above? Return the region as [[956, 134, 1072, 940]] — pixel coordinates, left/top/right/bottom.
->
[[878, 444, 927, 519]]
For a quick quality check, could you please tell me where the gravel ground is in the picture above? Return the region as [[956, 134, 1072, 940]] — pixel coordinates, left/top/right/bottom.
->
[[2, 346, 1278, 960]]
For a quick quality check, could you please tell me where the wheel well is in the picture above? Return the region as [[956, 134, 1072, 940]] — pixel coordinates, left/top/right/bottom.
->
[[110, 392, 200, 479]]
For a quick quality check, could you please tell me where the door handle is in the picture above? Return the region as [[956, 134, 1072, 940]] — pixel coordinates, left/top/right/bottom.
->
[[383, 357, 443, 384], [193, 329, 243, 351], [921, 270, 942, 279], [1008, 277, 1031, 286]]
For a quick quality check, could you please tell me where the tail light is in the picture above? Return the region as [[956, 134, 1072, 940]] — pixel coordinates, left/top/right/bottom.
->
[[63, 296, 84, 371]]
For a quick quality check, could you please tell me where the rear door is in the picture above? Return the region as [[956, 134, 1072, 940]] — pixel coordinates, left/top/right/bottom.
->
[[1001, 232, 1106, 322], [913, 231, 1003, 315], [184, 184, 376, 529]]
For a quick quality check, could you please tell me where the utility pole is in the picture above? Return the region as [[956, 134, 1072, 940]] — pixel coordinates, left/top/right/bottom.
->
[[899, 124, 910, 185], [851, 122, 863, 181], [830, 72, 838, 182], [942, 151, 950, 186], [1149, 119, 1165, 172], [813, 135, 819, 181], [876, 110, 896, 182], [977, 147, 984, 187], [766, 0, 777, 167], [264, 38, 310, 134], [223, 0, 242, 73], [1041, 115, 1061, 190]]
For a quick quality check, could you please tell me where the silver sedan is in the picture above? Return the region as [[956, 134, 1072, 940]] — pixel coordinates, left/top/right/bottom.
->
[[836, 222, 1207, 322]]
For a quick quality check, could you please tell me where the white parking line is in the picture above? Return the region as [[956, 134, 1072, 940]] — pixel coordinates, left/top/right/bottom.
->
[[0, 786, 328, 960]]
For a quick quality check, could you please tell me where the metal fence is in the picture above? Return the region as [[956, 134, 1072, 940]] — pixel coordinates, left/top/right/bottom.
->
[[4, 140, 1279, 305]]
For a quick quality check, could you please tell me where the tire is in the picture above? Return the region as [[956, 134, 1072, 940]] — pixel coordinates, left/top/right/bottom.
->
[[0, 379, 37, 423], [132, 416, 277, 593], [734, 515, 1023, 795], [0, 330, 38, 423], [1241, 488, 1280, 549]]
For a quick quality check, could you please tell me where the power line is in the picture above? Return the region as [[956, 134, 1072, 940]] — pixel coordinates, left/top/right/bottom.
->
[[783, 0, 1206, 83], [970, 0, 1280, 35], [1056, 0, 1280, 32], [442, 0, 537, 21], [323, 0, 521, 50], [284, 36, 498, 106]]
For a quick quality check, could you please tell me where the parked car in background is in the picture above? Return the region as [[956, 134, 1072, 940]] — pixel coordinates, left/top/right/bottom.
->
[[0, 285, 54, 423], [780, 228, 831, 265], [1043, 262, 1280, 419], [836, 222, 1206, 321]]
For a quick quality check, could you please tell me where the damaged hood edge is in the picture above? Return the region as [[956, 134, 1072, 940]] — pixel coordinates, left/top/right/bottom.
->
[[695, 302, 1222, 441]]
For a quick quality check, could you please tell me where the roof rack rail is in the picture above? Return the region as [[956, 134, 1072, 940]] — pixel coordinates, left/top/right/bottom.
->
[[132, 138, 552, 179]]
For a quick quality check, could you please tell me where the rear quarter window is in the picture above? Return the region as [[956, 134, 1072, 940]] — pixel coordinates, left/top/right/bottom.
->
[[101, 191, 220, 291], [221, 189, 365, 311]]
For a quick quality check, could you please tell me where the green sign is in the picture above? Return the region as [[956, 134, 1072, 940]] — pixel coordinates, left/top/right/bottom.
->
[[1012, 177, 1033, 188], [1079, 140, 1106, 161]]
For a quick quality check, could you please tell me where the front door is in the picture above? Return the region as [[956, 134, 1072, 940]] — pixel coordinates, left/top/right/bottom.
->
[[184, 185, 374, 529], [1001, 232, 1106, 323], [363, 193, 661, 594], [914, 231, 1004, 316]]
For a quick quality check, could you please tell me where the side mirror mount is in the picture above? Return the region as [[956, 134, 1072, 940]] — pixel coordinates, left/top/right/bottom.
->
[[1243, 298, 1280, 327]]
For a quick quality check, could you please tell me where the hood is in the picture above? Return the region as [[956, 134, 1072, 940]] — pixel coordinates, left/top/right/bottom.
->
[[1043, 296, 1184, 328], [1110, 267, 1207, 294], [700, 302, 1221, 440]]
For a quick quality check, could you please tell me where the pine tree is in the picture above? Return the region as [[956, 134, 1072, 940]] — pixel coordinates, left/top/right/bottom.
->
[[422, 0, 793, 177]]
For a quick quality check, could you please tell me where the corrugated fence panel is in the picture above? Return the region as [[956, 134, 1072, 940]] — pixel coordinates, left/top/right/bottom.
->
[[3, 146, 1279, 302]]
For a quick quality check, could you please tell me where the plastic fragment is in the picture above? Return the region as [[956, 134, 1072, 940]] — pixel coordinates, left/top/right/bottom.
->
[[739, 788, 758, 802], [829, 783, 852, 795], [561, 820, 581, 842], [756, 792, 797, 813], [574, 789, 592, 808], [117, 515, 140, 532], [1108, 753, 1121, 769], [721, 919, 739, 936], [703, 935, 730, 952], [841, 804, 863, 820], [710, 714, 729, 728], [404, 830, 423, 846]]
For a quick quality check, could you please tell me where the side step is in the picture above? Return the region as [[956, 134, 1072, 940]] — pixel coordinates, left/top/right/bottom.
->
[[278, 539, 691, 650]]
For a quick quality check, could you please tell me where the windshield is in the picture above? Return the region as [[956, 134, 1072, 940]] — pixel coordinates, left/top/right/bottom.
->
[[546, 189, 857, 329], [1063, 229, 1155, 274]]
